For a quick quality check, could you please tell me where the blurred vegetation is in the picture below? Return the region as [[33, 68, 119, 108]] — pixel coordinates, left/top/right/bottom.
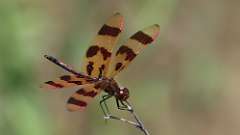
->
[[0, 0, 240, 135]]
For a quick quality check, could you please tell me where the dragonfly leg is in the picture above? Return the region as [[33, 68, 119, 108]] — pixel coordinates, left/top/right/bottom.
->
[[100, 95, 139, 126], [99, 94, 112, 117], [100, 98, 138, 127], [116, 99, 133, 112]]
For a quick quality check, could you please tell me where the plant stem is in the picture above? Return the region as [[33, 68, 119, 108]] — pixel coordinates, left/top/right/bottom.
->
[[126, 101, 150, 135], [105, 100, 150, 135]]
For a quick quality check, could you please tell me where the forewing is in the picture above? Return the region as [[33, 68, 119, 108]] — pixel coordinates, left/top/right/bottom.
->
[[107, 24, 160, 77], [81, 13, 124, 78], [41, 74, 95, 89], [66, 83, 102, 111]]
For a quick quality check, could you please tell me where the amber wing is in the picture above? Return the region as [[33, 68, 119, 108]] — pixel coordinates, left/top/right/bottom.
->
[[41, 74, 95, 89], [81, 13, 124, 78], [66, 83, 102, 111], [107, 24, 160, 77]]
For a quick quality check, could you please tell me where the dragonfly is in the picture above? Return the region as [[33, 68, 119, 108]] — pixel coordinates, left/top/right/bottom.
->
[[42, 13, 160, 129]]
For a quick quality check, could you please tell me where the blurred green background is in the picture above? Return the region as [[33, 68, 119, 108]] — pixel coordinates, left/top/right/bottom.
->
[[1, 0, 240, 135]]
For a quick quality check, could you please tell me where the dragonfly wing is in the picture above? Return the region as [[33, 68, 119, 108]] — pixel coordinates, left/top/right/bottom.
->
[[107, 24, 160, 77], [66, 83, 102, 111], [81, 13, 124, 78], [41, 74, 95, 89]]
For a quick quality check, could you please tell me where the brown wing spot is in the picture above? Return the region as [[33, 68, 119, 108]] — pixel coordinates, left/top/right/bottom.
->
[[68, 97, 87, 107], [45, 81, 64, 88], [87, 62, 94, 75], [76, 89, 98, 97], [130, 31, 153, 44], [85, 91, 98, 97], [60, 75, 71, 81], [98, 24, 121, 37], [116, 46, 136, 61], [86, 46, 99, 57], [59, 75, 83, 85], [99, 64, 105, 77], [100, 64, 105, 71], [86, 78, 96, 83], [100, 47, 111, 60], [115, 63, 123, 71], [68, 81, 82, 85]]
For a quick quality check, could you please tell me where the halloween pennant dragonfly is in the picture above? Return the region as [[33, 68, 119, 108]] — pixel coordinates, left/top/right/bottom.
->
[[42, 13, 160, 114]]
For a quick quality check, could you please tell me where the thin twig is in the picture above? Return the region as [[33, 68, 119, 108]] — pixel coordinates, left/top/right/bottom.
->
[[126, 101, 150, 135], [104, 115, 140, 128], [105, 100, 150, 135]]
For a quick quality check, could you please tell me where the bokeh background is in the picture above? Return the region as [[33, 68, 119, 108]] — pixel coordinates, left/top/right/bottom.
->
[[1, 0, 240, 135]]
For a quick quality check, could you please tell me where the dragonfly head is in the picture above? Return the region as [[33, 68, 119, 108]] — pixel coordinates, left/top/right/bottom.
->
[[116, 87, 129, 101]]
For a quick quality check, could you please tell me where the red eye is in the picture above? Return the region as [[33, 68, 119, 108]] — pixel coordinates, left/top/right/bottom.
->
[[116, 88, 129, 101]]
